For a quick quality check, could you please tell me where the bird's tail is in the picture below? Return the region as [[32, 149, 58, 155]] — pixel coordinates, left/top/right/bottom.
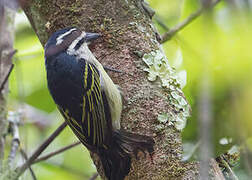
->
[[97, 129, 155, 180]]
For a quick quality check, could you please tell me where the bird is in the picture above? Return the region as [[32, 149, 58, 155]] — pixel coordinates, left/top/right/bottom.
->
[[44, 27, 155, 180]]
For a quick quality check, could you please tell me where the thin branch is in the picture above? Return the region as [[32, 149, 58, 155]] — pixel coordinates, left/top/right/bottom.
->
[[20, 148, 37, 180], [154, 15, 169, 31], [0, 49, 16, 89], [89, 173, 98, 180], [0, 63, 14, 92], [15, 121, 67, 178], [32, 141, 81, 164], [161, 0, 221, 43]]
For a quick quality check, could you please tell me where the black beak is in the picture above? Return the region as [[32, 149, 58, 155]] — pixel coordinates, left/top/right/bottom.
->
[[85, 32, 101, 42]]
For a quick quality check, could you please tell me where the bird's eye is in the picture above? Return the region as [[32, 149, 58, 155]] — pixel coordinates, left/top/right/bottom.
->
[[74, 37, 85, 50]]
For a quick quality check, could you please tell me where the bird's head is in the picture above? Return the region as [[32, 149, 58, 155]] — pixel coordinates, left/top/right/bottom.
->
[[45, 27, 101, 58]]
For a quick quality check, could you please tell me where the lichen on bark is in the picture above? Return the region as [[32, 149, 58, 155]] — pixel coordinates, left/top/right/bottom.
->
[[21, 0, 198, 179]]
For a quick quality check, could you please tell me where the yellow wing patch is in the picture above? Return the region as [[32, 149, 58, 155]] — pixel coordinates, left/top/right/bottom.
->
[[81, 63, 107, 146], [57, 63, 108, 147]]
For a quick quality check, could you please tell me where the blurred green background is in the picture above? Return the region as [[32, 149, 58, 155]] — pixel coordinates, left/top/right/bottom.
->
[[8, 0, 252, 179]]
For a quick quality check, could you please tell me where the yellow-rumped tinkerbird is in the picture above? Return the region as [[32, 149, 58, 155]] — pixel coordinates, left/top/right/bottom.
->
[[44, 27, 155, 180]]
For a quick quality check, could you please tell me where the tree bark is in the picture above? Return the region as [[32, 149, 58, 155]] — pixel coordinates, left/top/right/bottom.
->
[[21, 0, 198, 179], [0, 5, 15, 169]]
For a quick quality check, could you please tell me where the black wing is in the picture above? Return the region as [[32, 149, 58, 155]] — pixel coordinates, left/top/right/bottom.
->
[[47, 53, 111, 148]]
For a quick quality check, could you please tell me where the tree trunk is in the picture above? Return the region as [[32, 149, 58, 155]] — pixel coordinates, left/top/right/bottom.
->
[[21, 0, 198, 179], [0, 5, 15, 169]]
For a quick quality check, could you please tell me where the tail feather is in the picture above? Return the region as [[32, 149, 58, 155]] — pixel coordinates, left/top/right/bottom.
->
[[114, 130, 155, 158], [97, 130, 154, 180]]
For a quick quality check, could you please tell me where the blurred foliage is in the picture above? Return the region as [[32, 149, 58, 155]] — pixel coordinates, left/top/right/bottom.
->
[[7, 0, 252, 179], [150, 0, 252, 178]]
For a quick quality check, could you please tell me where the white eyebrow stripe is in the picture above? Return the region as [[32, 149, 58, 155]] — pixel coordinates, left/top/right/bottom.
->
[[56, 28, 77, 45], [67, 31, 86, 54]]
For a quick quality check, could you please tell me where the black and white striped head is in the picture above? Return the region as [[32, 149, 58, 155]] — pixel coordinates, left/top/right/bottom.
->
[[45, 27, 100, 58]]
